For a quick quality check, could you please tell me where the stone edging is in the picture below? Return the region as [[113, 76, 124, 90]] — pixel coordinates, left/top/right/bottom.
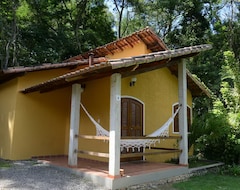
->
[[165, 162, 225, 183], [189, 162, 225, 173], [127, 162, 225, 189]]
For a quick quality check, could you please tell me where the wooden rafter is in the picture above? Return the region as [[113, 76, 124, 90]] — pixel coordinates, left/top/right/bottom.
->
[[123, 39, 134, 48]]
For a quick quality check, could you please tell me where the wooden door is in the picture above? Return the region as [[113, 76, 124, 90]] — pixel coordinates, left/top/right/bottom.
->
[[121, 98, 143, 161]]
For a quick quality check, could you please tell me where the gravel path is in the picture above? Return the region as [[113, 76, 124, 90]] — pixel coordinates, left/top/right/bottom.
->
[[0, 160, 177, 190], [0, 160, 108, 190]]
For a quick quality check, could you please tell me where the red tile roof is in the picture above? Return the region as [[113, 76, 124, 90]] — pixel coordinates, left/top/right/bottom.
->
[[63, 27, 168, 62], [0, 58, 107, 84], [21, 44, 212, 97]]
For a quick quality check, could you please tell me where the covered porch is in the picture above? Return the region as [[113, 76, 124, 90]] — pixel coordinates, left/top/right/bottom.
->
[[66, 56, 189, 178]]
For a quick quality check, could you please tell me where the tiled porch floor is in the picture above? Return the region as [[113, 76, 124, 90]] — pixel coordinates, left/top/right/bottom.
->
[[38, 156, 184, 178]]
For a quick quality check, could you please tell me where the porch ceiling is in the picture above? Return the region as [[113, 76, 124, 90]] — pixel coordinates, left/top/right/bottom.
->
[[21, 44, 212, 96]]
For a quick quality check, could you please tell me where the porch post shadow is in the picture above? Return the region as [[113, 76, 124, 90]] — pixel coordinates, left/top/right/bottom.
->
[[178, 59, 188, 166], [109, 73, 121, 177], [68, 83, 83, 166]]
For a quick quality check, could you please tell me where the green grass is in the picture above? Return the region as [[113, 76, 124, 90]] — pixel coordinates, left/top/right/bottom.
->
[[173, 173, 240, 190], [0, 159, 12, 168]]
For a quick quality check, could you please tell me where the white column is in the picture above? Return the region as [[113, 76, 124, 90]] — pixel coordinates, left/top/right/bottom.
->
[[178, 59, 188, 166], [68, 83, 83, 166], [109, 73, 121, 177]]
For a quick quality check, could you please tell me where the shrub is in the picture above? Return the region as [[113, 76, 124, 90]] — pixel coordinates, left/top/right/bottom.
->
[[221, 164, 240, 176], [190, 110, 240, 165]]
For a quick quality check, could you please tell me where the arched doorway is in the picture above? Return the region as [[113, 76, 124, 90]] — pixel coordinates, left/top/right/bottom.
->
[[121, 97, 144, 161]]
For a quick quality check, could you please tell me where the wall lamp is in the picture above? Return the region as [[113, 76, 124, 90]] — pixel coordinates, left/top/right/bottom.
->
[[81, 83, 86, 89], [130, 77, 137, 87]]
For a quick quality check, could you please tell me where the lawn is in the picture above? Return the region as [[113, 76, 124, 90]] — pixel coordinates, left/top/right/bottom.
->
[[173, 173, 240, 190]]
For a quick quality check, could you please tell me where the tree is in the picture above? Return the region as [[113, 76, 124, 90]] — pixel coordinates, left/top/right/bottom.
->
[[109, 0, 143, 38], [111, 0, 214, 48], [21, 0, 115, 65], [0, 0, 20, 69], [0, 0, 115, 67]]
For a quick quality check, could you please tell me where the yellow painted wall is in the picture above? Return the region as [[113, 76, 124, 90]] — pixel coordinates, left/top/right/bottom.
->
[[0, 69, 72, 160], [63, 77, 111, 162], [0, 79, 18, 159], [107, 42, 151, 59], [121, 68, 192, 162]]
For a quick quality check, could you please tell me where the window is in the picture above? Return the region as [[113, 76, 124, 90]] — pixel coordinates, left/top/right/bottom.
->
[[173, 104, 191, 133]]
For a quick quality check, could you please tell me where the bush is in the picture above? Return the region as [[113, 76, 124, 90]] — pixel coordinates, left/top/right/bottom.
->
[[190, 111, 240, 165], [221, 164, 240, 176]]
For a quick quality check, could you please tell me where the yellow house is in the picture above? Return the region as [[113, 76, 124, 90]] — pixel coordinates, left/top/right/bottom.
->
[[0, 28, 211, 189]]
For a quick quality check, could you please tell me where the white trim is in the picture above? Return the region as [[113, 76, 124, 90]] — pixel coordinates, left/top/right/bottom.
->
[[172, 102, 192, 134]]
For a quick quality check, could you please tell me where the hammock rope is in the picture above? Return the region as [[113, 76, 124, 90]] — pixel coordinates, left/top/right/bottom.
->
[[80, 103, 181, 152]]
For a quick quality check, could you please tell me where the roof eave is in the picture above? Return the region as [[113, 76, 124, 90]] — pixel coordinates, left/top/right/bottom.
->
[[21, 44, 212, 95], [187, 70, 212, 98]]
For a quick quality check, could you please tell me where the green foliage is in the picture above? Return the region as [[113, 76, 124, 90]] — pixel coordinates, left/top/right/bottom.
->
[[0, 0, 115, 67], [115, 0, 214, 47], [221, 164, 240, 176], [222, 51, 240, 108], [0, 159, 12, 168], [188, 6, 240, 164], [190, 97, 240, 164], [0, 0, 20, 68]]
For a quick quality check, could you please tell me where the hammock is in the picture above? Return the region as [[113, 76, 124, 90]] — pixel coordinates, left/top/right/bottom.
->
[[80, 103, 180, 152]]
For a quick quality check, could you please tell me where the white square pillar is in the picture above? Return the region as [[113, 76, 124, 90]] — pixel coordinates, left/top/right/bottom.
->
[[178, 59, 188, 166], [109, 73, 121, 177], [68, 83, 83, 166]]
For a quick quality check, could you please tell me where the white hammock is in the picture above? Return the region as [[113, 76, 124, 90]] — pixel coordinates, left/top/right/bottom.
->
[[80, 103, 180, 152]]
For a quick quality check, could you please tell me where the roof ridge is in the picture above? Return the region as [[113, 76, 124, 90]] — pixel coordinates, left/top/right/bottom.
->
[[63, 27, 168, 62]]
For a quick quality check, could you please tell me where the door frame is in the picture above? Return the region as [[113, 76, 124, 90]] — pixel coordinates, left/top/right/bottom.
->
[[121, 95, 145, 137], [121, 96, 145, 161]]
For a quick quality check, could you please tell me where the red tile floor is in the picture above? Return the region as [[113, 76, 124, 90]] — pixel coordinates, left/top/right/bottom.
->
[[38, 156, 183, 178]]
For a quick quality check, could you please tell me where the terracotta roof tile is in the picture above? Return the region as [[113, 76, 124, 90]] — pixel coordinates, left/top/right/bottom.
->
[[0, 58, 107, 84], [21, 44, 212, 95], [63, 27, 168, 62]]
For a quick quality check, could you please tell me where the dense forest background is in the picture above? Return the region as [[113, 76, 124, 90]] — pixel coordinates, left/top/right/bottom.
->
[[0, 0, 240, 164]]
